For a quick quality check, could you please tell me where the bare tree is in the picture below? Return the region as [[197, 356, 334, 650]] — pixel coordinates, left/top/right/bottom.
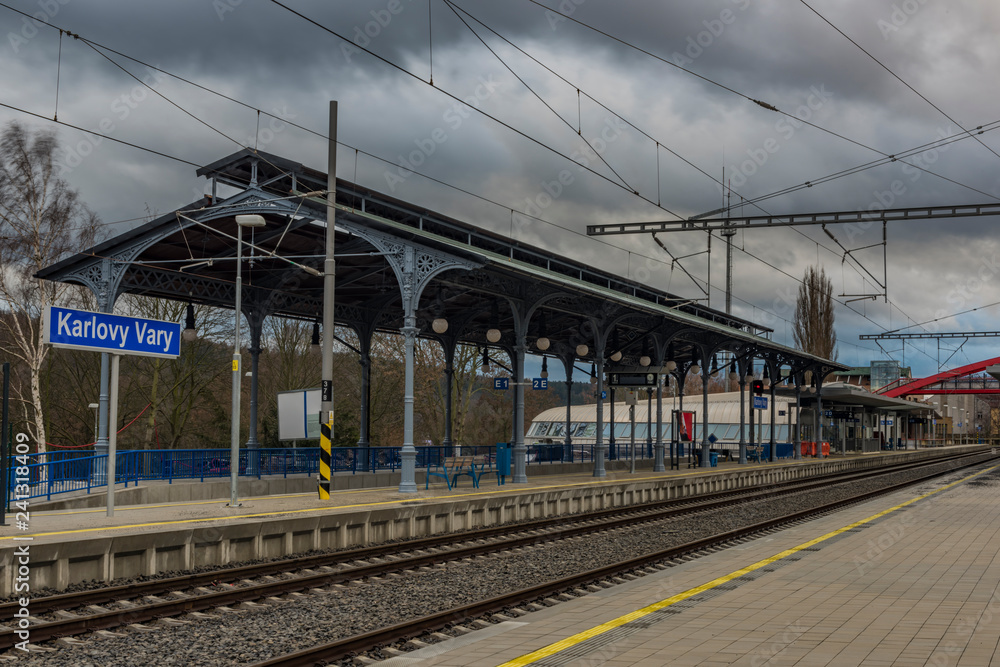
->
[[0, 122, 100, 452], [792, 266, 837, 361]]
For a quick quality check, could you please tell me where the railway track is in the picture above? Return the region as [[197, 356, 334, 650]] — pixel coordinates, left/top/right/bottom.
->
[[251, 450, 998, 667], [1, 450, 991, 659]]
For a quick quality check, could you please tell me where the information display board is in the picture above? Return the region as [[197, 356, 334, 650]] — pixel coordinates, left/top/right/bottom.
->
[[277, 388, 321, 441]]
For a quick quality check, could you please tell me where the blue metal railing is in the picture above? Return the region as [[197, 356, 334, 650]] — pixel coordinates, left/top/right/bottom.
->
[[6, 445, 499, 502], [7, 441, 728, 503]]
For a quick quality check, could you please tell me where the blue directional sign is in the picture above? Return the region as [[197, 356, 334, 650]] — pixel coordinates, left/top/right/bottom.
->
[[752, 396, 768, 410], [44, 306, 181, 358], [601, 391, 607, 399], [532, 378, 548, 390], [493, 377, 509, 390]]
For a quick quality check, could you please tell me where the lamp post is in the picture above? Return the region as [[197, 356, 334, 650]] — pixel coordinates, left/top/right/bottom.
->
[[231, 214, 266, 507]]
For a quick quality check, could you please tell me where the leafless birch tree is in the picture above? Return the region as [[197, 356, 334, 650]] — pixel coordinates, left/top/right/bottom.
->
[[0, 122, 100, 452]]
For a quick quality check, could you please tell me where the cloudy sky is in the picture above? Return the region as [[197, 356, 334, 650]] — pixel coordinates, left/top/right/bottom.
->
[[3, 0, 1000, 379]]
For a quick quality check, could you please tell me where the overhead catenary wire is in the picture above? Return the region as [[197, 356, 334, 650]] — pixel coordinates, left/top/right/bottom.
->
[[435, 0, 990, 334], [522, 0, 1000, 204], [0, 2, 961, 348], [267, 0, 662, 208], [797, 0, 1000, 165], [443, 0, 641, 201]]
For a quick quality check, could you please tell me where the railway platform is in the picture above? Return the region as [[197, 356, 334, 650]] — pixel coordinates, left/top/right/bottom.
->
[[378, 449, 1000, 666], [0, 445, 986, 598]]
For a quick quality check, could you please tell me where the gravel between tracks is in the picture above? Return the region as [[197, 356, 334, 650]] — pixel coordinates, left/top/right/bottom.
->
[[12, 459, 992, 666]]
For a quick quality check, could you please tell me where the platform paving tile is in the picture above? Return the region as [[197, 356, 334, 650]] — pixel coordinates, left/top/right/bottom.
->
[[380, 463, 1000, 666]]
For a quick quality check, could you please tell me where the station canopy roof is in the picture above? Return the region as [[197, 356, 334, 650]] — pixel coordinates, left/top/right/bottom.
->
[[36, 149, 849, 375], [790, 382, 930, 412]]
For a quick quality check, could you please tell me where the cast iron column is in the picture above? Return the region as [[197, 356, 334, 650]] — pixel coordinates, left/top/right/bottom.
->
[[398, 316, 419, 493], [646, 387, 653, 460], [441, 341, 455, 454], [701, 365, 710, 468], [563, 356, 574, 463], [769, 373, 777, 463], [512, 342, 528, 483], [654, 374, 665, 472], [815, 376, 824, 458], [356, 331, 371, 471], [245, 317, 263, 449], [739, 375, 748, 464], [794, 380, 802, 460], [594, 356, 607, 477]]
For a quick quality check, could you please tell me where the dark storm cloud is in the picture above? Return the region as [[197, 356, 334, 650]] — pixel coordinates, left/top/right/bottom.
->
[[2, 0, 1000, 375]]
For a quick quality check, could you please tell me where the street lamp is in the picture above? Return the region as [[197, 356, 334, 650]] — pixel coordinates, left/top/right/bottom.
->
[[231, 214, 266, 507]]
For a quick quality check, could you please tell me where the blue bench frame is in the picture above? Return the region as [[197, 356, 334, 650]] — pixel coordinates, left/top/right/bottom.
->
[[425, 455, 490, 490]]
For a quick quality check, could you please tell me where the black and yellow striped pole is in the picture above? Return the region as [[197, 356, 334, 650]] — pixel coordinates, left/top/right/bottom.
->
[[319, 417, 332, 499], [319, 101, 337, 501]]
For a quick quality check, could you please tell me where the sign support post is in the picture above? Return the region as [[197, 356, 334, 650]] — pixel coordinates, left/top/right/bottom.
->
[[107, 354, 120, 517]]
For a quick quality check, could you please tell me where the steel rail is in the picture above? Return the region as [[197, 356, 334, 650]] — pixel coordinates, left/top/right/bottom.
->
[[0, 451, 986, 651], [0, 450, 973, 620], [250, 451, 997, 667]]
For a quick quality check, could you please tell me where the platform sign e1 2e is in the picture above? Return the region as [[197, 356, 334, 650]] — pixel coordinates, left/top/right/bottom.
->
[[44, 306, 181, 358]]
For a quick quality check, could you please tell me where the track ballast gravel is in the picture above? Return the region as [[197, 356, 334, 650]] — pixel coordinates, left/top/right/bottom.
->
[[11, 458, 991, 666]]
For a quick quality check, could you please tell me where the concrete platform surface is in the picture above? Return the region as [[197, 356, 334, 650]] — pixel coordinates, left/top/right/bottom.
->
[[3, 449, 945, 547], [376, 457, 1000, 666]]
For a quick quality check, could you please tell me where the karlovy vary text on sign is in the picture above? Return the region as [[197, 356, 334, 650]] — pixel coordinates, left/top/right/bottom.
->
[[55, 310, 174, 352]]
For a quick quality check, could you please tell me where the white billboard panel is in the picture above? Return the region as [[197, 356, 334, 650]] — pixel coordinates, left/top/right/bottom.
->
[[276, 388, 321, 441]]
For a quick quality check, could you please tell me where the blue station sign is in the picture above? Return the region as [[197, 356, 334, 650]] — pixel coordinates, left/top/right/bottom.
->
[[44, 306, 181, 358]]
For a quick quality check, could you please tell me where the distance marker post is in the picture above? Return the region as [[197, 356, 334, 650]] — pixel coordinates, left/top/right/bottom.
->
[[319, 412, 332, 500]]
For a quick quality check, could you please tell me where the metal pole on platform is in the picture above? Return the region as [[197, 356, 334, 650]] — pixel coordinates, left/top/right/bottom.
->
[[319, 100, 338, 499], [107, 354, 120, 517], [629, 401, 636, 474], [229, 223, 243, 508]]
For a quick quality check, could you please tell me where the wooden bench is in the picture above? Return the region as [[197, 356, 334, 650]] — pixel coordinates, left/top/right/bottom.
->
[[425, 455, 491, 490]]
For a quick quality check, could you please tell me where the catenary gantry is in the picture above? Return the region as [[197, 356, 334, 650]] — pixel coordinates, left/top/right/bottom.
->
[[36, 149, 848, 491]]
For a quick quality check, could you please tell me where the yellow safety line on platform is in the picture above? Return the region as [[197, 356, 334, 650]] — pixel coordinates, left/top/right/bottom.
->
[[495, 464, 999, 667], [42, 492, 320, 516], [0, 459, 830, 541]]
